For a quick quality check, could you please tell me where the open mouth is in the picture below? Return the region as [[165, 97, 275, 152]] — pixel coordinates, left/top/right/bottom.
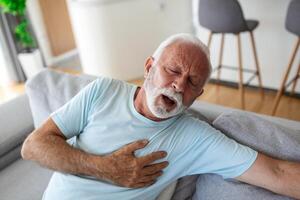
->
[[161, 94, 176, 108]]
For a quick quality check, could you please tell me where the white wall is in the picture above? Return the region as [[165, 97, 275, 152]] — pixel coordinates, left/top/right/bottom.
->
[[67, 0, 194, 80], [193, 0, 300, 93]]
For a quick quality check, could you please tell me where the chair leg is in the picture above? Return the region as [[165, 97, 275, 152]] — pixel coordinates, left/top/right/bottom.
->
[[207, 32, 213, 49], [272, 37, 300, 115], [217, 34, 225, 84], [237, 34, 245, 109], [249, 32, 264, 98], [291, 61, 300, 96]]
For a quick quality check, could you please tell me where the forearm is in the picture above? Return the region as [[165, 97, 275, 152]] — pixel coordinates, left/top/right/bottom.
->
[[276, 161, 300, 199], [237, 153, 300, 199], [21, 118, 167, 188], [21, 130, 105, 179]]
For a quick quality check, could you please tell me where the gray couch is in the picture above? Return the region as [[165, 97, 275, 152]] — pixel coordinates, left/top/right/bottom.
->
[[0, 70, 299, 200]]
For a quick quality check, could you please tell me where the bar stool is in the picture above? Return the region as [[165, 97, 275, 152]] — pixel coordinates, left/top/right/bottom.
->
[[272, 0, 300, 115], [198, 0, 264, 109]]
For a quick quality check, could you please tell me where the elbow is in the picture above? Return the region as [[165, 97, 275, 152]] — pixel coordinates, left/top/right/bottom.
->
[[21, 133, 37, 160]]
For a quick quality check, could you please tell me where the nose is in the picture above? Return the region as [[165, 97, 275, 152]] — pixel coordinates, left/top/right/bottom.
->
[[172, 77, 186, 93]]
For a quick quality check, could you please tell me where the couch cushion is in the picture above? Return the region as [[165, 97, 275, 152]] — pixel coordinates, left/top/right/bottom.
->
[[0, 94, 34, 169], [25, 69, 96, 128], [0, 159, 53, 200], [171, 174, 198, 200], [0, 146, 22, 170], [193, 111, 300, 200], [194, 174, 294, 200]]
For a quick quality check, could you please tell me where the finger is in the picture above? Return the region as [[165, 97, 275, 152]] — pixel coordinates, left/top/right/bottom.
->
[[138, 151, 167, 165], [132, 180, 156, 188], [142, 161, 169, 175], [139, 171, 163, 182], [118, 140, 149, 154]]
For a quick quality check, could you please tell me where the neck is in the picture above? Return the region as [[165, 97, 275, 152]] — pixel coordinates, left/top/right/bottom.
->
[[133, 86, 165, 122]]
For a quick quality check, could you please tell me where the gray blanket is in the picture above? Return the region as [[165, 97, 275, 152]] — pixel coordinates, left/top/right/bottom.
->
[[193, 111, 300, 200]]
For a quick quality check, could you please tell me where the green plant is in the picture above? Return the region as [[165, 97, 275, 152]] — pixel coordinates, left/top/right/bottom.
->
[[0, 0, 36, 51]]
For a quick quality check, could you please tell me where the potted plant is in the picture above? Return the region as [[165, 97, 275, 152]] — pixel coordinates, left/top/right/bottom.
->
[[0, 0, 43, 78]]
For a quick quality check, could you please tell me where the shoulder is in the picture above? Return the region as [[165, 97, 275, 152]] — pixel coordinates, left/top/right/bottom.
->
[[178, 112, 211, 130], [90, 76, 133, 96], [174, 112, 225, 141], [94, 76, 135, 92], [166, 113, 224, 158], [93, 76, 113, 90], [89, 77, 136, 108]]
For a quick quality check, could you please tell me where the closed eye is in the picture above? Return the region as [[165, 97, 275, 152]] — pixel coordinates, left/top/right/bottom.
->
[[166, 67, 180, 75]]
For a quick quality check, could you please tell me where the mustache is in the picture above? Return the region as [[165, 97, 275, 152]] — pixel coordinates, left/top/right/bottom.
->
[[159, 88, 182, 105]]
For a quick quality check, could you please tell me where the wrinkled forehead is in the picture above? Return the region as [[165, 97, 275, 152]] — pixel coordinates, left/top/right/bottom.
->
[[157, 41, 210, 75]]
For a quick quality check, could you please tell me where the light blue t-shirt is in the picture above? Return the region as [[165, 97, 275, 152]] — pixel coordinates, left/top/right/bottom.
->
[[44, 77, 257, 200]]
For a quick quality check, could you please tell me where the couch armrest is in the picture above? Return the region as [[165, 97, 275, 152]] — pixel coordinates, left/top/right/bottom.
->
[[0, 94, 34, 170]]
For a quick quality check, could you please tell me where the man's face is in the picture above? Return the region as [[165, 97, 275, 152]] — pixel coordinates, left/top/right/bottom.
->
[[143, 41, 210, 119]]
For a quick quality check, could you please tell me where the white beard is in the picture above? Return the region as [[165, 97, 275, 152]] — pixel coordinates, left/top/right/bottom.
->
[[144, 68, 187, 119]]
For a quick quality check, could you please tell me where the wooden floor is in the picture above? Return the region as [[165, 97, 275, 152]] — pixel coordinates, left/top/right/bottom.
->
[[1, 74, 299, 121], [0, 83, 25, 104]]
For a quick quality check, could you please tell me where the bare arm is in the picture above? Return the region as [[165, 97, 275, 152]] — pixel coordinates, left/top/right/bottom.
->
[[21, 117, 169, 188], [236, 153, 300, 199]]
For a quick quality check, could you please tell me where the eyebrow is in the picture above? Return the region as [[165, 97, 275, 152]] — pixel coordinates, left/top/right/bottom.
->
[[166, 65, 201, 79], [166, 64, 180, 70]]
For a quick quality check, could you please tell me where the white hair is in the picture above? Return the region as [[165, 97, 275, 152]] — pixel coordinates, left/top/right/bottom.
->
[[152, 33, 212, 83]]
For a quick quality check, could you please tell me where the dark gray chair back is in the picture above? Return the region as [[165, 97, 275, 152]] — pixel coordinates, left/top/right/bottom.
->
[[286, 0, 300, 36], [199, 0, 248, 33]]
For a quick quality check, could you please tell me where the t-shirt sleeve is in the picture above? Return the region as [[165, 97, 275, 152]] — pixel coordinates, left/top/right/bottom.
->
[[184, 120, 258, 179], [50, 77, 111, 139]]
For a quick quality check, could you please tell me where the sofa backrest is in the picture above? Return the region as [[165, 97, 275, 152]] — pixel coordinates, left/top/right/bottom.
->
[[25, 69, 96, 128]]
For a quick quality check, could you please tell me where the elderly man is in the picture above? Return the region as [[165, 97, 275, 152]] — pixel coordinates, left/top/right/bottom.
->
[[22, 34, 300, 200]]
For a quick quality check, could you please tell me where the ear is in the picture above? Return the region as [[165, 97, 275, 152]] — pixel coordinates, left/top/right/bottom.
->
[[144, 57, 154, 78], [200, 89, 204, 95], [198, 88, 204, 96]]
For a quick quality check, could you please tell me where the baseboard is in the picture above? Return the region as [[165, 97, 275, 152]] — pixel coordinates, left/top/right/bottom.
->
[[208, 78, 300, 99]]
